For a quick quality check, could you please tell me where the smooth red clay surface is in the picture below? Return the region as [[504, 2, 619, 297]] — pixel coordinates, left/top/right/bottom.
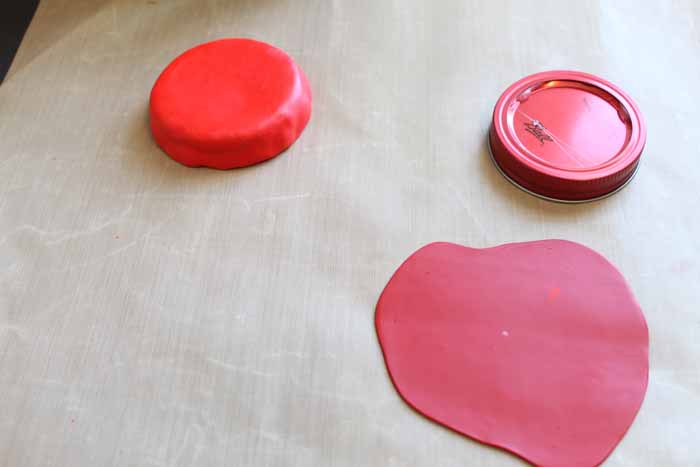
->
[[376, 240, 649, 467], [149, 38, 311, 169]]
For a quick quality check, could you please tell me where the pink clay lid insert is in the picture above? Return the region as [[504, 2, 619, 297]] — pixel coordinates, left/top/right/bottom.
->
[[376, 240, 649, 467]]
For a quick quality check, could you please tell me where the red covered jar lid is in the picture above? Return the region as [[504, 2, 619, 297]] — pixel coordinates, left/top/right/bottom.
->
[[150, 38, 312, 169], [489, 71, 646, 202]]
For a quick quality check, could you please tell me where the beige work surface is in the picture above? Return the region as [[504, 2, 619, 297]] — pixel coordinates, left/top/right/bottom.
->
[[1, 1, 699, 466]]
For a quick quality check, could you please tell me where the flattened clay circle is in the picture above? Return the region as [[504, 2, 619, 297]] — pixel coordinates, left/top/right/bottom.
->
[[149, 38, 312, 169], [375, 240, 648, 467]]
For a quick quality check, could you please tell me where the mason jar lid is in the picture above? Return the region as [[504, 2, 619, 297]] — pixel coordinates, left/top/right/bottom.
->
[[489, 70, 646, 202]]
